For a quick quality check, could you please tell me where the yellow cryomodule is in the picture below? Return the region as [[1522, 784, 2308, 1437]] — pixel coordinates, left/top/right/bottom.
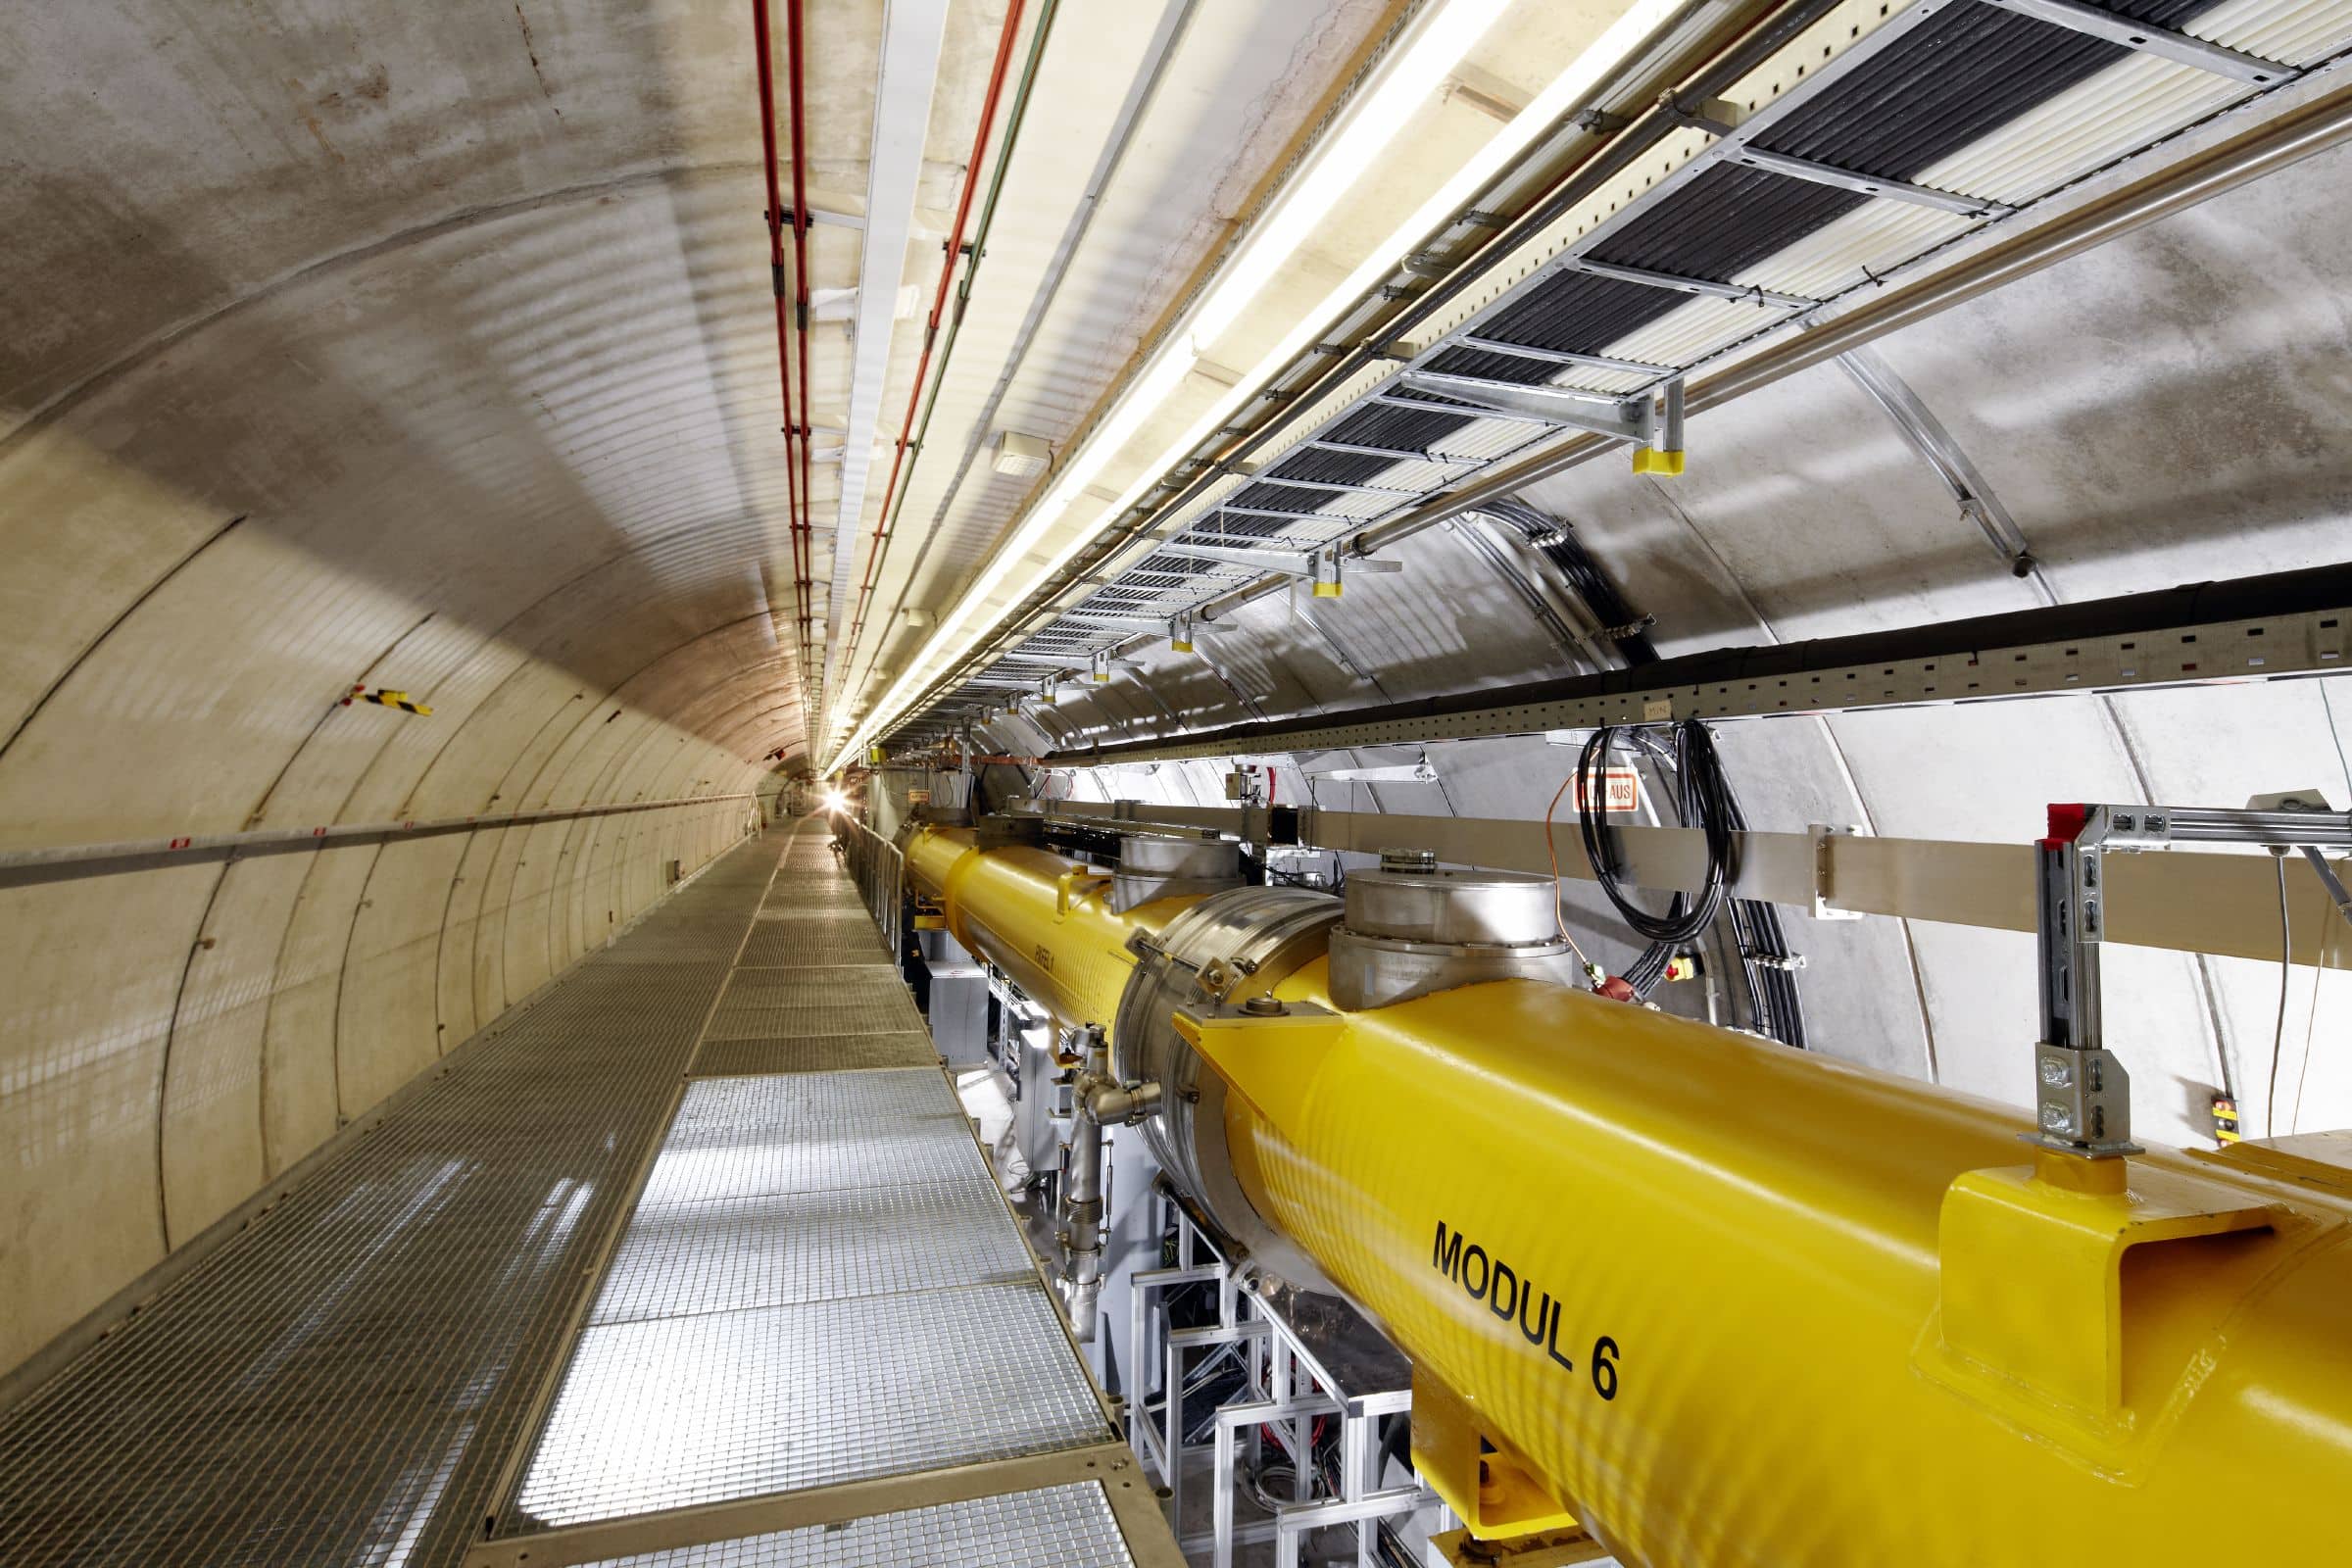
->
[[902, 822, 2352, 1564]]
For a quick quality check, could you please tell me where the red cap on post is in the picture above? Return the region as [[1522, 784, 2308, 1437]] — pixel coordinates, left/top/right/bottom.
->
[[2039, 803, 2089, 850]]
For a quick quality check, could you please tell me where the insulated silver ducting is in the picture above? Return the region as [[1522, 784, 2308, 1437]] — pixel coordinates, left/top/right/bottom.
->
[[1109, 834, 1243, 912], [1327, 858, 1585, 1010]]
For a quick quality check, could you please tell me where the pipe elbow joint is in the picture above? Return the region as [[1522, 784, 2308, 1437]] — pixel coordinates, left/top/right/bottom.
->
[[1082, 1078, 1163, 1125]]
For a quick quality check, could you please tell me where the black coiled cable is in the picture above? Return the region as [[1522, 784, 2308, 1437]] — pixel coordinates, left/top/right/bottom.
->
[[1577, 719, 1733, 947], [1481, 499, 1805, 1048]]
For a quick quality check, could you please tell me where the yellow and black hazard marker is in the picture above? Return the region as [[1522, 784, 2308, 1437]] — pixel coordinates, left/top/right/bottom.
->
[[343, 684, 433, 716]]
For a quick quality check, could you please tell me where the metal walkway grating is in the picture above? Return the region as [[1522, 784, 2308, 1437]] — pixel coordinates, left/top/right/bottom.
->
[[494, 821, 1126, 1550], [633, 1117, 994, 1208], [690, 1031, 939, 1076], [584, 1180, 1038, 1325], [0, 829, 786, 1567], [573, 1481, 1137, 1566], [508, 1283, 1110, 1527]]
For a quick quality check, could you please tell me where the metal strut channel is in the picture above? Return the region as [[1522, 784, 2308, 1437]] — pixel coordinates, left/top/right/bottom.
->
[[1563, 257, 1819, 312], [1977, 0, 2296, 84], [1722, 144, 2013, 218], [1241, 474, 1424, 497], [1058, 562, 2352, 763], [1452, 335, 1674, 378], [1299, 438, 1486, 466], [1401, 369, 1656, 444]]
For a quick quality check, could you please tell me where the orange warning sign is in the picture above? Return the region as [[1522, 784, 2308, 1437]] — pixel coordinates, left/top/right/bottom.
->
[[1575, 767, 1641, 813]]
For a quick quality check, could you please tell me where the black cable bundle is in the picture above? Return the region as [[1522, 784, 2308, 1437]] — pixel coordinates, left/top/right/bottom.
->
[[1578, 720, 1733, 946], [1485, 499, 1808, 1048], [1482, 498, 1659, 664]]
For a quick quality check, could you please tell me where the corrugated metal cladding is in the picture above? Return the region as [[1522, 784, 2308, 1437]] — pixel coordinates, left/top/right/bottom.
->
[[956, 0, 2284, 683], [1260, 0, 2235, 495]]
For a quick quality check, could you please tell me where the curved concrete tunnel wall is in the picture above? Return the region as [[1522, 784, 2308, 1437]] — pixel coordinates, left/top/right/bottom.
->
[[0, 0, 1398, 1390], [0, 11, 808, 1377]]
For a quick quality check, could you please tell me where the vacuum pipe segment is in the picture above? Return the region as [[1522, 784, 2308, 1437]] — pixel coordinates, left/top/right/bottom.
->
[[900, 820, 2352, 1563]]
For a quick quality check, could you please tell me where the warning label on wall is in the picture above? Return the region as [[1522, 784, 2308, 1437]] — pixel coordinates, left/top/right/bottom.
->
[[1575, 767, 1642, 813]]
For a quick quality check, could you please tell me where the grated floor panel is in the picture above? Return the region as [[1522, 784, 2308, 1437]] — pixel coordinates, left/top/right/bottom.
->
[[690, 1032, 938, 1076], [574, 1481, 1135, 1566], [662, 1068, 963, 1134], [633, 1120, 993, 1209], [508, 1283, 1110, 1528], [735, 927, 891, 965], [495, 826, 1134, 1553], [0, 829, 788, 1567], [586, 1179, 1037, 1325]]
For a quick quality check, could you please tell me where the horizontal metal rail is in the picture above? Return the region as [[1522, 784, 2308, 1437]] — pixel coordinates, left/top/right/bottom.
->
[[0, 793, 758, 888], [1061, 562, 2352, 760], [1007, 797, 2352, 973]]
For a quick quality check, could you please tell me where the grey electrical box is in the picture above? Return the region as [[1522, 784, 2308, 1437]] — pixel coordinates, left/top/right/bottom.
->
[[926, 961, 989, 1066]]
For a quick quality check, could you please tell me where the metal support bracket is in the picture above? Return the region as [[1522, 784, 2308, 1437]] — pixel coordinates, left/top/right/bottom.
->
[[1565, 257, 1818, 311], [1725, 144, 2012, 218], [2034, 795, 2352, 1152], [2033, 820, 2137, 1155], [1452, 334, 1674, 379], [1301, 437, 1486, 467], [1155, 541, 1403, 599], [1401, 369, 1687, 473], [1977, 0, 2293, 84], [1807, 822, 1865, 920]]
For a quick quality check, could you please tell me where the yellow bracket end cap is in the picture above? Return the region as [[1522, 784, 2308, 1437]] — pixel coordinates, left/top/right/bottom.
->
[[1310, 581, 1344, 599], [1632, 448, 1686, 476]]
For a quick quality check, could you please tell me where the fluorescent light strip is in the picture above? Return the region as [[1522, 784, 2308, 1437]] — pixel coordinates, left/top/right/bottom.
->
[[823, 0, 952, 710], [1185, 0, 1516, 351], [825, 0, 1681, 772]]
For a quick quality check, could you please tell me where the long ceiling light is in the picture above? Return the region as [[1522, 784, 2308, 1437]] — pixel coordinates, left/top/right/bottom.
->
[[822, 0, 952, 714], [824, 0, 1681, 774]]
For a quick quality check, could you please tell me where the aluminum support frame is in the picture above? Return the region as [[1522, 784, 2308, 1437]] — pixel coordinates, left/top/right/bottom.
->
[[1129, 1199, 1441, 1568], [2034, 798, 2352, 1152], [1001, 790, 2352, 975]]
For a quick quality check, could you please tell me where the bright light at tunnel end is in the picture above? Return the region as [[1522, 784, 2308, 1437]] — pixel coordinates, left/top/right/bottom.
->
[[820, 788, 850, 815]]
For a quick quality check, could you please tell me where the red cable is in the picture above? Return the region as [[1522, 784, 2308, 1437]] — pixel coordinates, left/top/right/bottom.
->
[[839, 0, 1028, 677]]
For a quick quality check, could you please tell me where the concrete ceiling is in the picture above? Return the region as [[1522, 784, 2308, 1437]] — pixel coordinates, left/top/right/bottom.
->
[[0, 0, 1401, 1377]]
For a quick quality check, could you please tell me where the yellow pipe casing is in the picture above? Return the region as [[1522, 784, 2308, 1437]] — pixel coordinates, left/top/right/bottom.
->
[[903, 825, 1193, 1042], [908, 825, 2352, 1563]]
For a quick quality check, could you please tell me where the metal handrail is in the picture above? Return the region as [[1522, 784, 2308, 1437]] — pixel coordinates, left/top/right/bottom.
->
[[833, 813, 906, 956]]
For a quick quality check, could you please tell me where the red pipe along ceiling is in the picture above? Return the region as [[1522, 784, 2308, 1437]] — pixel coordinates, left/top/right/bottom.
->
[[838, 0, 1029, 684], [751, 0, 818, 698]]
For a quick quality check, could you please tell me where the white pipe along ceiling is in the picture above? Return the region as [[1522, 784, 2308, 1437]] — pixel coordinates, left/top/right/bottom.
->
[[3, 0, 2352, 1560]]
